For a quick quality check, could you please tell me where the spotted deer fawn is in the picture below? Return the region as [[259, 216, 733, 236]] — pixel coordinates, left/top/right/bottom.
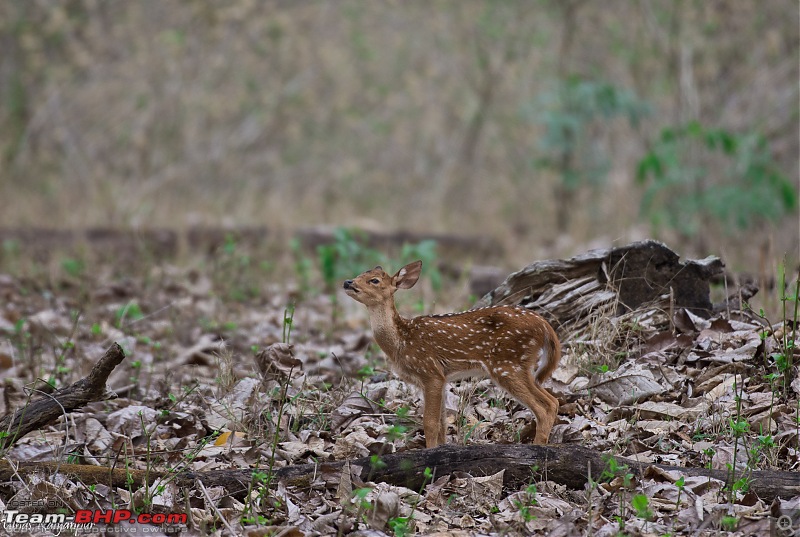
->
[[343, 260, 561, 448]]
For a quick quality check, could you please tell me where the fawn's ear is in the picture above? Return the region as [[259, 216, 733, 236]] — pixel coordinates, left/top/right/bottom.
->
[[393, 260, 422, 290]]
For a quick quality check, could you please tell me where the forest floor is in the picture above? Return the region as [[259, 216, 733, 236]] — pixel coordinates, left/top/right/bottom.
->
[[0, 234, 798, 536]]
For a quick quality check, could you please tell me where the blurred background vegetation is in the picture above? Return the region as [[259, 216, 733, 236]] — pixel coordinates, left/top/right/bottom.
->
[[0, 0, 797, 272]]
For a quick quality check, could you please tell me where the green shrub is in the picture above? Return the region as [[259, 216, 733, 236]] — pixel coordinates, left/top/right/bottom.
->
[[637, 121, 797, 237]]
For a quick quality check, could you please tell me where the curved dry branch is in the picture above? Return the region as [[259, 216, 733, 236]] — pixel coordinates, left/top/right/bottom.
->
[[0, 343, 126, 451]]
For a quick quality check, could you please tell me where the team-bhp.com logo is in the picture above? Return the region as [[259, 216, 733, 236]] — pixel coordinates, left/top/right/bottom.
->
[[3, 509, 187, 533]]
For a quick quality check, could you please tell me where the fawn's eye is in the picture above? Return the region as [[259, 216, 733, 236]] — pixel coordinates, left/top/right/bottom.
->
[[369, 278, 380, 284]]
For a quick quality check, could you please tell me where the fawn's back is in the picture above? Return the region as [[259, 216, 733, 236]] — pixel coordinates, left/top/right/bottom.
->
[[395, 306, 560, 384]]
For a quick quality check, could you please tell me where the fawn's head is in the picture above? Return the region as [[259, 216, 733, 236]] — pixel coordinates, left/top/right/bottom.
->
[[343, 260, 422, 308]]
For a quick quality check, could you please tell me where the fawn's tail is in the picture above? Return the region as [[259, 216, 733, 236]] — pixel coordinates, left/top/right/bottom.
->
[[535, 324, 561, 384]]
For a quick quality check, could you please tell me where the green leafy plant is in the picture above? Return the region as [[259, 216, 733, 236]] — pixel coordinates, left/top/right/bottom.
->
[[60, 257, 85, 278], [751, 265, 798, 396], [348, 486, 374, 530], [702, 446, 716, 470], [317, 227, 443, 328], [631, 493, 653, 521], [387, 515, 411, 537], [241, 470, 271, 526], [724, 376, 752, 502], [385, 422, 408, 443], [289, 238, 313, 298], [720, 515, 738, 531], [526, 76, 649, 231], [317, 228, 384, 327], [115, 301, 144, 328], [129, 360, 142, 384], [387, 467, 432, 536], [598, 455, 641, 524], [282, 303, 295, 344], [600, 455, 633, 487], [513, 483, 539, 523], [317, 227, 442, 293], [2, 239, 20, 256], [674, 475, 686, 509], [240, 303, 302, 527], [210, 233, 269, 302], [637, 122, 797, 239]]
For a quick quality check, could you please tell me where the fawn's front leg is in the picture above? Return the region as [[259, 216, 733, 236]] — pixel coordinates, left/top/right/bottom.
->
[[421, 375, 446, 448]]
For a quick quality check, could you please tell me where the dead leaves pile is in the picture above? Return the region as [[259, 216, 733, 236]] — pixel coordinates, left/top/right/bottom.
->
[[553, 309, 799, 472], [0, 265, 798, 536]]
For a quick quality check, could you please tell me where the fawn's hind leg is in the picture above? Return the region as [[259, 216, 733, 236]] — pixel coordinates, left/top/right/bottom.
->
[[526, 378, 559, 443], [493, 371, 559, 444]]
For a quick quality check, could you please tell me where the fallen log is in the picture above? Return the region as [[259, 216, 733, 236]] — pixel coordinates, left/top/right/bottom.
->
[[274, 443, 800, 503], [2, 444, 797, 503], [0, 226, 500, 265], [0, 343, 126, 451]]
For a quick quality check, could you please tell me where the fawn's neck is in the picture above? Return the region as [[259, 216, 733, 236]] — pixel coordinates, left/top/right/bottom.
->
[[366, 302, 406, 358]]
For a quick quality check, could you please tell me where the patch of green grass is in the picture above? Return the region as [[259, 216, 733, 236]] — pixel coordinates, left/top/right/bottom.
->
[[631, 493, 652, 520], [116, 301, 144, 328], [60, 257, 85, 278]]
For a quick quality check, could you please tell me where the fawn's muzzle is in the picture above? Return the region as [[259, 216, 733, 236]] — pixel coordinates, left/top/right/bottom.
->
[[343, 280, 358, 292]]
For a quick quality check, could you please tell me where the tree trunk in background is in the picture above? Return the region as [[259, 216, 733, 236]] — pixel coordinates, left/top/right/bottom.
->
[[553, 0, 582, 234]]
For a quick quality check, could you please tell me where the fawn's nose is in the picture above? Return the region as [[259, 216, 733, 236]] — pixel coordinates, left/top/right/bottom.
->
[[343, 280, 354, 289]]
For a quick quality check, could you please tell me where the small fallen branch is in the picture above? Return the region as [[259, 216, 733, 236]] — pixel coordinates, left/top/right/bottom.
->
[[0, 343, 126, 451]]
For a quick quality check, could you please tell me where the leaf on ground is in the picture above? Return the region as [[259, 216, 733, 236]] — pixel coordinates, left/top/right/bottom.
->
[[106, 405, 159, 439], [673, 308, 711, 333], [174, 334, 225, 365], [76, 416, 114, 454], [632, 400, 708, 421], [27, 309, 73, 336], [331, 388, 385, 432], [641, 331, 694, 355], [255, 343, 303, 381], [279, 436, 328, 461], [332, 427, 378, 459], [426, 469, 504, 518], [214, 431, 247, 446], [588, 363, 665, 405]]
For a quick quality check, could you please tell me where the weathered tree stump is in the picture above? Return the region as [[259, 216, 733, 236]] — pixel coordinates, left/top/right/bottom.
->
[[475, 240, 726, 340]]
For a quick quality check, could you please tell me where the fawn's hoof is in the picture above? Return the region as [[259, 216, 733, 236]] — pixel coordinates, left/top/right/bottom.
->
[[519, 422, 538, 443]]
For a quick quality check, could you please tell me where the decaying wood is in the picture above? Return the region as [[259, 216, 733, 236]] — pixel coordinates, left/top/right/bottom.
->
[[1, 444, 796, 503], [276, 443, 799, 503], [475, 240, 727, 341], [0, 343, 125, 451]]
